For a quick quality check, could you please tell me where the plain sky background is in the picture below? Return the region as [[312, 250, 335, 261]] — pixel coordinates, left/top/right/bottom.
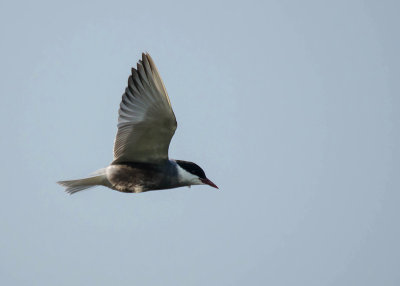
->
[[1, 0, 399, 285]]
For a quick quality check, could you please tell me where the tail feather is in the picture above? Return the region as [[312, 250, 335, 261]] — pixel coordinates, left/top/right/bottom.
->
[[57, 168, 108, 195]]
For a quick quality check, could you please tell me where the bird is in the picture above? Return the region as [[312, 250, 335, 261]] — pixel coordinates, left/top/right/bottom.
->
[[57, 53, 218, 194]]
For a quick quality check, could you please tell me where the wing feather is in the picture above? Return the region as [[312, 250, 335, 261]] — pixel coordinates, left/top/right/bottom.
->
[[112, 53, 177, 164]]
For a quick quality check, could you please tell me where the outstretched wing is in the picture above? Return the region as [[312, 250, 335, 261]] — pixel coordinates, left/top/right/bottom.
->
[[112, 53, 177, 164]]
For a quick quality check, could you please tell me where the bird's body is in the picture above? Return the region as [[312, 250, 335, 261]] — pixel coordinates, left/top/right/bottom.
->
[[107, 162, 178, 193], [58, 53, 217, 194], [107, 160, 191, 193]]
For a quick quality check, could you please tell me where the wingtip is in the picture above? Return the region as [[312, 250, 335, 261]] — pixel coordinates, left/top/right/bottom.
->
[[143, 52, 153, 63], [142, 52, 150, 59]]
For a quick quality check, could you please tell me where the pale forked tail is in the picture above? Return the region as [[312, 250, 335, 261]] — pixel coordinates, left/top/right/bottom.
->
[[57, 168, 109, 195]]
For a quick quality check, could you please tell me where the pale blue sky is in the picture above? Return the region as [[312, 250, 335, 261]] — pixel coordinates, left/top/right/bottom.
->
[[1, 0, 399, 285]]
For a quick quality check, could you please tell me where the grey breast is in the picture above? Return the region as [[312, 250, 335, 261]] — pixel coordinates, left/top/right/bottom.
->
[[107, 161, 178, 193]]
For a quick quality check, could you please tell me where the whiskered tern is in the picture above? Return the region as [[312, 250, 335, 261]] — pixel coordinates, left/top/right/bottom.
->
[[58, 53, 218, 194]]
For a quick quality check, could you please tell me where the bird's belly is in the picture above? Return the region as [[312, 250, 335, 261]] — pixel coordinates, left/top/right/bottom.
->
[[106, 164, 167, 193]]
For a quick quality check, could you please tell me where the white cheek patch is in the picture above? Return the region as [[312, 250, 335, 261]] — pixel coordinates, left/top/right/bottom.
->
[[177, 165, 202, 185]]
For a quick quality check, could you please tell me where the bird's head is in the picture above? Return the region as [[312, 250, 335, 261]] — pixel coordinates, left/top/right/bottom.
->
[[175, 160, 218, 189]]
